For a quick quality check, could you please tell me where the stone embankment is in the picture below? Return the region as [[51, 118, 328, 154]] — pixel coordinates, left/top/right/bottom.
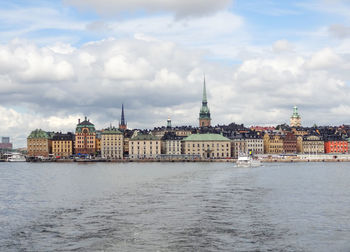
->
[[52, 158, 350, 163]]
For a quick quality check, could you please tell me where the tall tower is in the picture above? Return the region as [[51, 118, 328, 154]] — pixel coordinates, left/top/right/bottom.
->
[[290, 106, 301, 127], [119, 104, 127, 130], [167, 117, 172, 128], [199, 76, 211, 127]]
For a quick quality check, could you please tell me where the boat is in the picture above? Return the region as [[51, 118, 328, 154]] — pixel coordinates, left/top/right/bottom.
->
[[236, 155, 261, 167], [7, 153, 26, 162]]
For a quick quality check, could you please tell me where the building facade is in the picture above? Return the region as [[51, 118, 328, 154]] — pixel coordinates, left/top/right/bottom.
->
[[101, 127, 124, 159], [161, 132, 183, 155], [245, 136, 264, 156], [290, 106, 301, 127], [52, 132, 74, 157], [231, 134, 264, 158], [129, 134, 161, 159], [74, 117, 96, 155], [199, 77, 211, 127], [231, 138, 246, 159], [283, 132, 297, 153], [27, 129, 52, 157], [182, 133, 231, 159], [302, 135, 324, 154], [324, 138, 348, 154], [264, 133, 284, 154]]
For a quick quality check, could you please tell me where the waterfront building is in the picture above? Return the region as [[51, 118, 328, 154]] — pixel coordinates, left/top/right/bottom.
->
[[95, 130, 102, 156], [296, 136, 303, 153], [52, 132, 74, 157], [74, 117, 96, 155], [324, 137, 348, 154], [290, 106, 301, 127], [263, 133, 284, 154], [245, 135, 264, 156], [161, 132, 184, 155], [302, 135, 324, 154], [231, 137, 246, 159], [101, 127, 124, 159], [283, 132, 297, 153], [27, 129, 53, 157], [231, 133, 264, 158], [182, 133, 231, 159], [119, 104, 127, 130], [199, 77, 211, 127], [122, 129, 135, 158], [129, 134, 161, 159]]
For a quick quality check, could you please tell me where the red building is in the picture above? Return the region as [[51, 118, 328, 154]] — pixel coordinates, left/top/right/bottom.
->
[[283, 132, 297, 153], [324, 138, 348, 154]]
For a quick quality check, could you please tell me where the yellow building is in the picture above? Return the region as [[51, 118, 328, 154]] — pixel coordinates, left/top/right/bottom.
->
[[101, 127, 124, 159], [264, 133, 284, 154], [182, 133, 231, 159], [296, 136, 303, 153], [27, 129, 53, 157], [52, 132, 74, 157], [129, 134, 161, 159]]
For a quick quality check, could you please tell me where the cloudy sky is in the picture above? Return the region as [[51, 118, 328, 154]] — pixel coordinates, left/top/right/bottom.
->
[[1, 0, 350, 147]]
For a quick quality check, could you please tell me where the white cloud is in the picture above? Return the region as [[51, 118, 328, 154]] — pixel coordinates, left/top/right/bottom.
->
[[104, 56, 152, 80], [273, 39, 294, 53], [65, 0, 232, 18], [1, 37, 350, 147], [305, 47, 343, 69]]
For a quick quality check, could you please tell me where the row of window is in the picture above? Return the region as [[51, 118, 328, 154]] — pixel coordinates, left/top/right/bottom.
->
[[131, 141, 160, 145], [186, 151, 230, 157], [188, 143, 229, 148]]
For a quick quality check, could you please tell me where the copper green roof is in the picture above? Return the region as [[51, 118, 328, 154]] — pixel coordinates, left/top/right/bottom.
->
[[76, 117, 96, 133], [183, 133, 230, 141], [131, 134, 160, 141], [28, 129, 50, 139], [102, 127, 122, 135], [291, 106, 300, 119]]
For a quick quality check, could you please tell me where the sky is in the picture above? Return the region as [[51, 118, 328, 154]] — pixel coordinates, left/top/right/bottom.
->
[[1, 0, 350, 147]]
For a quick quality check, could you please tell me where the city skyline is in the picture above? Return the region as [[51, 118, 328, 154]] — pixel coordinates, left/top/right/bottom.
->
[[1, 0, 350, 147]]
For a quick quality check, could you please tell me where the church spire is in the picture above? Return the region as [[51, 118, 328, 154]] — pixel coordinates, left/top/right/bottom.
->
[[199, 75, 211, 127], [202, 74, 207, 104], [119, 104, 127, 130]]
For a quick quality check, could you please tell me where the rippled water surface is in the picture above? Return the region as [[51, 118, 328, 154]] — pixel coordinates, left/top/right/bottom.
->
[[0, 162, 350, 251]]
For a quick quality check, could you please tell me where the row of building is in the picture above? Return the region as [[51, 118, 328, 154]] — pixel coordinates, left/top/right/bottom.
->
[[26, 79, 350, 159], [26, 118, 349, 159]]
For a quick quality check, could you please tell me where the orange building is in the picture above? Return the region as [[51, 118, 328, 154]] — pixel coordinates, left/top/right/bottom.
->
[[324, 138, 348, 154], [75, 117, 96, 155]]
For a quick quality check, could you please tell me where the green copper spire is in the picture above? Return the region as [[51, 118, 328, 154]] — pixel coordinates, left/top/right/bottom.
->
[[292, 105, 300, 118], [199, 76, 211, 120], [202, 75, 207, 103]]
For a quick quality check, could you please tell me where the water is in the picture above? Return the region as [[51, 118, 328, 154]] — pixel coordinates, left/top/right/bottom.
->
[[0, 162, 349, 251]]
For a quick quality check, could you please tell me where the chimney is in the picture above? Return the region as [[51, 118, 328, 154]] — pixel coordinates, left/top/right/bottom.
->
[[85, 116, 87, 121], [78, 118, 80, 124]]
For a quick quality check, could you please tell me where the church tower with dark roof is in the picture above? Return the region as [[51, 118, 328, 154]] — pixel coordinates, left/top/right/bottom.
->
[[199, 76, 211, 127], [119, 104, 127, 130]]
